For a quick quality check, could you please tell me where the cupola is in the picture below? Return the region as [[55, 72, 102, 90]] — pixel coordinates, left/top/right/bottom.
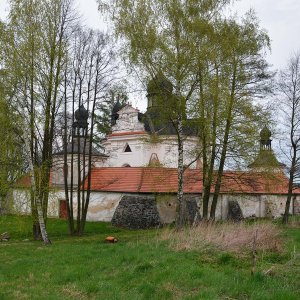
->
[[146, 73, 173, 109], [73, 104, 88, 136]]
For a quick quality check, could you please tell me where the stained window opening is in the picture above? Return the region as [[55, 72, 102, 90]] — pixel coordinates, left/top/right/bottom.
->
[[124, 144, 132, 152]]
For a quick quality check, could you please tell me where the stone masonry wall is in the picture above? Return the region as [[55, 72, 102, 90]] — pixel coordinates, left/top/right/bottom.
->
[[112, 195, 161, 229]]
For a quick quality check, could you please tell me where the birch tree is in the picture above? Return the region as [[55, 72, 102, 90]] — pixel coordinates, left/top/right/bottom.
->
[[203, 15, 271, 220], [99, 0, 232, 229], [5, 0, 75, 242], [277, 52, 300, 224]]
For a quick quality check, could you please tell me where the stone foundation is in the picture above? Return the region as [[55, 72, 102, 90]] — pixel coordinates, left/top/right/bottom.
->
[[112, 195, 161, 229]]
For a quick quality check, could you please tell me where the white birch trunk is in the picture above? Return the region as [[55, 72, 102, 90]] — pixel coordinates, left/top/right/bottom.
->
[[23, 127, 51, 245]]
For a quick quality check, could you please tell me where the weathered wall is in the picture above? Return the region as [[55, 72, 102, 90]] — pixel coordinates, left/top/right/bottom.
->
[[13, 189, 124, 221], [13, 187, 300, 223], [102, 134, 199, 169], [201, 194, 297, 220], [156, 194, 177, 224], [13, 189, 60, 217], [86, 192, 123, 221]]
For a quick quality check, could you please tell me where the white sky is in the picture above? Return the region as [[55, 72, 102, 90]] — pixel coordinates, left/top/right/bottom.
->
[[1, 0, 300, 68], [1, 0, 300, 103]]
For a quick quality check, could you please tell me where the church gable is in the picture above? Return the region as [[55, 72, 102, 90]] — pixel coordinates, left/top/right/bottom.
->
[[112, 104, 145, 133]]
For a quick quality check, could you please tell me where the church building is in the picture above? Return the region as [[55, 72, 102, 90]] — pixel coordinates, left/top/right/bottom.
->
[[13, 76, 300, 228]]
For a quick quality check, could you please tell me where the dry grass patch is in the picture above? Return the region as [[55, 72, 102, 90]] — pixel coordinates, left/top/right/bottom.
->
[[61, 284, 89, 300], [161, 222, 282, 253]]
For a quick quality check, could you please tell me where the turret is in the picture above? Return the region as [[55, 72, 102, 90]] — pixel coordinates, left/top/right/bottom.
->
[[249, 126, 285, 171], [260, 125, 272, 150], [146, 73, 173, 109]]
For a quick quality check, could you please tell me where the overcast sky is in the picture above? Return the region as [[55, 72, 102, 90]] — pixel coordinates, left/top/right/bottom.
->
[[1, 0, 300, 70], [76, 0, 300, 70], [1, 0, 300, 107]]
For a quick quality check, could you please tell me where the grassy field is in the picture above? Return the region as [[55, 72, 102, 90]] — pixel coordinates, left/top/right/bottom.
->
[[1, 215, 300, 300]]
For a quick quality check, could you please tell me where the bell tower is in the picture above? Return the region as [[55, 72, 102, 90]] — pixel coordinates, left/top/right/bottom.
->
[[260, 126, 272, 150], [249, 126, 284, 171], [146, 73, 173, 110]]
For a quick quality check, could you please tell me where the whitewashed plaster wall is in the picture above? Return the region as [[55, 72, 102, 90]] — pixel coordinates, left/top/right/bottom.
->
[[100, 104, 200, 168], [52, 154, 107, 186], [205, 194, 297, 220], [85, 192, 124, 221], [13, 188, 125, 222], [13, 187, 300, 222], [102, 134, 199, 168], [13, 189, 61, 217]]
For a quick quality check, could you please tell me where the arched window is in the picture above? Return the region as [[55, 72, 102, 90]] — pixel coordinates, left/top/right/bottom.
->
[[148, 153, 160, 166]]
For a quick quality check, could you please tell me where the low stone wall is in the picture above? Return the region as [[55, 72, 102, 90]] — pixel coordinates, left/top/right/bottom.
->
[[112, 194, 201, 229], [184, 196, 201, 225], [12, 186, 300, 224], [112, 195, 161, 229]]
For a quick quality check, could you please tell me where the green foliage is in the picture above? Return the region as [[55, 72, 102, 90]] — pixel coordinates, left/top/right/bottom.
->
[[0, 86, 24, 212], [94, 85, 128, 139]]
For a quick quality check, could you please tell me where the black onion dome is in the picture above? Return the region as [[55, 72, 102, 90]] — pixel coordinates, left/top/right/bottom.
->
[[260, 126, 271, 140], [75, 104, 88, 122], [146, 73, 173, 96], [73, 105, 88, 129]]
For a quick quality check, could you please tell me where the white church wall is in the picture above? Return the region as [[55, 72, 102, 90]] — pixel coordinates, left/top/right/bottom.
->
[[52, 154, 106, 186], [111, 104, 144, 133], [102, 134, 199, 168], [13, 189, 61, 217], [194, 193, 296, 220], [48, 190, 124, 221], [101, 103, 200, 168], [85, 192, 124, 221], [13, 184, 299, 222], [12, 188, 124, 222]]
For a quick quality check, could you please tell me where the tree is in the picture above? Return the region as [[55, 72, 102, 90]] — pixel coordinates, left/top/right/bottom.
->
[[4, 0, 75, 243], [0, 77, 24, 214], [277, 52, 300, 224], [61, 28, 117, 235], [99, 0, 233, 229], [201, 15, 272, 220], [99, 0, 271, 224], [94, 84, 128, 142]]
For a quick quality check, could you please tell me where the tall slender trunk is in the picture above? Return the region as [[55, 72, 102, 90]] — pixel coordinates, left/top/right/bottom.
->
[[210, 66, 236, 220], [176, 114, 186, 230], [201, 68, 219, 219], [283, 154, 296, 224], [63, 71, 74, 234], [199, 72, 209, 219], [77, 133, 81, 233], [24, 127, 51, 245], [283, 121, 297, 224], [80, 58, 100, 234]]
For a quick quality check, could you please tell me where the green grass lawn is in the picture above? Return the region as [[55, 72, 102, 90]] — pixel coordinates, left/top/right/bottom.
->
[[1, 215, 300, 300]]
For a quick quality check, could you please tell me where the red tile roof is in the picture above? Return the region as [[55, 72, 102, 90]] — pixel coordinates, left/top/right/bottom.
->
[[85, 167, 300, 195], [16, 167, 300, 195]]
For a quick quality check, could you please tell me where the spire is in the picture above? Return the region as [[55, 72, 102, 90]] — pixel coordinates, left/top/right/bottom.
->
[[73, 105, 89, 137], [249, 126, 285, 170], [260, 126, 272, 150]]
